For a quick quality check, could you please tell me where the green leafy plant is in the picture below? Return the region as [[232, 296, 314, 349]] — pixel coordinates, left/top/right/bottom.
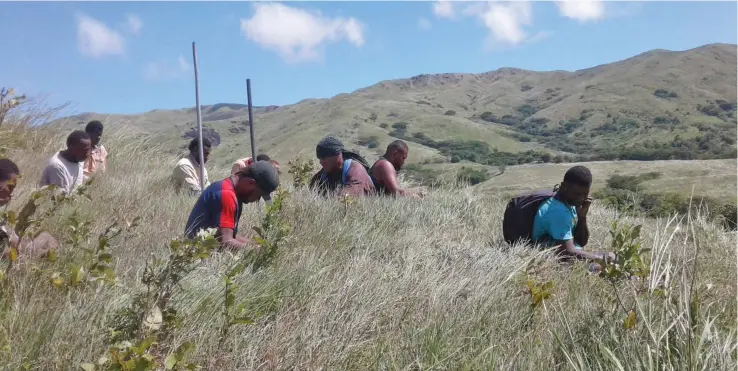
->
[[0, 87, 26, 128], [287, 158, 316, 188]]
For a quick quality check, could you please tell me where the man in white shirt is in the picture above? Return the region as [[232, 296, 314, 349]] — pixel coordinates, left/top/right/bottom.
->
[[172, 137, 211, 196], [40, 130, 91, 195]]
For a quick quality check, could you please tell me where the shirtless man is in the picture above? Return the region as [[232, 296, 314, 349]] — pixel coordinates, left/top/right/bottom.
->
[[370, 140, 422, 198]]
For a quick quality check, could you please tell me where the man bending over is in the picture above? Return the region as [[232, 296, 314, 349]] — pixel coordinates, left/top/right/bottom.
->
[[184, 161, 279, 250], [370, 140, 422, 198], [533, 165, 614, 262]]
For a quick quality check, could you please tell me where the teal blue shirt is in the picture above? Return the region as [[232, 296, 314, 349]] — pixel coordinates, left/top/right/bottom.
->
[[532, 197, 579, 247]]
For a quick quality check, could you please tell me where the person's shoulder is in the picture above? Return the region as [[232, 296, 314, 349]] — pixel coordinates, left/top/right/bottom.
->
[[45, 152, 65, 168], [175, 157, 193, 167]]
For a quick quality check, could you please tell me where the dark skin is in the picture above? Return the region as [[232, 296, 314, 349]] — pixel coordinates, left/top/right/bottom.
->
[[553, 182, 615, 263], [61, 139, 92, 163], [0, 173, 18, 206], [215, 174, 263, 251], [87, 128, 103, 147], [371, 147, 422, 198], [191, 146, 211, 165]]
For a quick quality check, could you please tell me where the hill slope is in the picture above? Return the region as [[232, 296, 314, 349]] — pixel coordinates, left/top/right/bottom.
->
[[59, 43, 737, 169]]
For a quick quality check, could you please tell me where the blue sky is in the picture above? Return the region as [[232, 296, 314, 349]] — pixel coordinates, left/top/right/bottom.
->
[[0, 1, 735, 114]]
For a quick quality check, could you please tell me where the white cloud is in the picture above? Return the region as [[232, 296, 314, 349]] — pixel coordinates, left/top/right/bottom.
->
[[126, 14, 143, 35], [145, 55, 191, 81], [556, 0, 605, 23], [240, 3, 365, 63], [418, 17, 432, 30], [433, 1, 455, 19], [476, 2, 533, 46], [76, 13, 125, 58]]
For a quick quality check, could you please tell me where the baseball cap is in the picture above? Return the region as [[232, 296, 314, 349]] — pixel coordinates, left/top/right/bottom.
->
[[238, 160, 280, 202]]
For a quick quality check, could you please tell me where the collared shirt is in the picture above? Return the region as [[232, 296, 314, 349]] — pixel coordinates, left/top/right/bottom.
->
[[84, 144, 108, 178], [172, 154, 210, 195]]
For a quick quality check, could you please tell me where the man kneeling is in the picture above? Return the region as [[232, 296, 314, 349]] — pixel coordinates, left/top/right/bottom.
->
[[184, 161, 279, 250]]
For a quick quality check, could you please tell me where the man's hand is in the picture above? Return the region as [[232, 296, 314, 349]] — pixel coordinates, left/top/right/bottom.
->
[[577, 196, 593, 218]]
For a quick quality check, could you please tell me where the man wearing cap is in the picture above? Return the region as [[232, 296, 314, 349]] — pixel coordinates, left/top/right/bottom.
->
[[310, 135, 375, 197], [184, 160, 280, 250]]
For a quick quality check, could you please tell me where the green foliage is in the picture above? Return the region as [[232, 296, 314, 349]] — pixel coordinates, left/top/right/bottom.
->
[[444, 110, 456, 116], [288, 157, 316, 188], [520, 84, 533, 92], [479, 112, 497, 123], [456, 167, 490, 186], [403, 165, 442, 188], [600, 221, 650, 281], [368, 113, 378, 122], [249, 186, 291, 273], [357, 135, 379, 149], [654, 89, 678, 99], [517, 104, 537, 117], [0, 87, 26, 127], [379, 123, 388, 129]]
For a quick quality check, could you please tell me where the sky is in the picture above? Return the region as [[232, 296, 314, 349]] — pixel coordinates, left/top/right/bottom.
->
[[0, 1, 736, 115]]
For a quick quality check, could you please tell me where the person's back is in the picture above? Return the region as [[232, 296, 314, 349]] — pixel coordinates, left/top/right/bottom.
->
[[185, 179, 242, 239], [532, 197, 579, 247]]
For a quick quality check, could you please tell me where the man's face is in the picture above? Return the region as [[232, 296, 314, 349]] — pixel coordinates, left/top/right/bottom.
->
[[389, 148, 408, 171], [71, 139, 92, 162], [88, 128, 103, 147], [233, 177, 263, 204], [0, 173, 18, 206], [561, 182, 590, 207], [319, 154, 342, 173], [191, 147, 211, 164]]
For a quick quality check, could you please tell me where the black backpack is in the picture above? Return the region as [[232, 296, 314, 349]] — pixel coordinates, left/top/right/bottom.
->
[[502, 189, 556, 245]]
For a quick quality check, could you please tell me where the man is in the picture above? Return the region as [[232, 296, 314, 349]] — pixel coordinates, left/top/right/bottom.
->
[[532, 165, 615, 263], [173, 138, 211, 196], [1, 158, 59, 260], [309, 136, 375, 197], [370, 140, 422, 198], [83, 120, 108, 179], [40, 130, 91, 195], [230, 153, 281, 177], [184, 160, 280, 250]]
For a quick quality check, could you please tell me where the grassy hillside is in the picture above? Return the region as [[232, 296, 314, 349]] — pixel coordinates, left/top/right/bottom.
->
[[0, 122, 735, 370], [54, 43, 737, 173]]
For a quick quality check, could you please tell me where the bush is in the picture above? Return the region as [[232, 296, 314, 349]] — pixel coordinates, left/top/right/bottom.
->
[[457, 167, 490, 185], [654, 89, 678, 99], [480, 112, 497, 123], [698, 104, 722, 117], [517, 104, 537, 117], [379, 123, 388, 129], [520, 84, 533, 92], [444, 110, 456, 116], [357, 135, 379, 149]]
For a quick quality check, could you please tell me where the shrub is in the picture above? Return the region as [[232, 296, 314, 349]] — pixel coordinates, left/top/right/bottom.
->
[[517, 104, 537, 117], [457, 167, 490, 185], [654, 89, 678, 99], [480, 112, 497, 122], [357, 135, 379, 149], [379, 123, 388, 129], [520, 84, 533, 92], [444, 110, 456, 116]]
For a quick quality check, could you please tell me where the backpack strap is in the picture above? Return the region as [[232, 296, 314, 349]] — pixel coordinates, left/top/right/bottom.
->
[[341, 159, 353, 185]]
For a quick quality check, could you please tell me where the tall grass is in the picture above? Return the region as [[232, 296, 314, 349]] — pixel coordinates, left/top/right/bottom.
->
[[0, 121, 735, 370]]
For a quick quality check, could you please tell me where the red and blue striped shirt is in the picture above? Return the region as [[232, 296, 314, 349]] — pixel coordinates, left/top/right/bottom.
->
[[184, 179, 242, 239]]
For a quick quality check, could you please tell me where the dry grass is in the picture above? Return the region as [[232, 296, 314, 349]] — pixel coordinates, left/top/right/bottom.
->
[[0, 123, 736, 370]]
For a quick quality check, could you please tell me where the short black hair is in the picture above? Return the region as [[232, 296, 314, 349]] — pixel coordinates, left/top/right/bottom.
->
[[563, 165, 592, 187], [188, 137, 212, 152], [256, 154, 271, 161], [386, 140, 408, 154], [67, 130, 91, 147], [85, 120, 104, 133], [0, 158, 20, 182]]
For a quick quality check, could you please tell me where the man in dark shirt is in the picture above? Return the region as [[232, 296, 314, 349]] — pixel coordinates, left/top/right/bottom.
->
[[309, 136, 375, 197], [184, 161, 280, 250]]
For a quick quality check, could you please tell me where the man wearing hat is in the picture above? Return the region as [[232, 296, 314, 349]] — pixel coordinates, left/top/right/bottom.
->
[[184, 160, 280, 250], [310, 135, 375, 197]]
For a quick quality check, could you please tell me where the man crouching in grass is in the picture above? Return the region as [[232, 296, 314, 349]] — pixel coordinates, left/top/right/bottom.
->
[[533, 165, 615, 270], [184, 161, 279, 250], [0, 159, 59, 260]]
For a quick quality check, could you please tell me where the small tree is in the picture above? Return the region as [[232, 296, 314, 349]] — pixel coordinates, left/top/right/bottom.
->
[[0, 87, 26, 127]]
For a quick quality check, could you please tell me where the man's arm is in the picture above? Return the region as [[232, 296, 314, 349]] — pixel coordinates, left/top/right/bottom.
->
[[547, 214, 605, 261], [216, 228, 252, 250], [573, 217, 589, 247], [373, 161, 418, 197], [173, 162, 203, 195], [337, 163, 374, 197]]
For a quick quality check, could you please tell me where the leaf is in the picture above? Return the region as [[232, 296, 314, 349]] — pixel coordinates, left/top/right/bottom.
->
[[623, 310, 637, 329], [143, 305, 163, 330], [97, 253, 113, 263], [79, 363, 96, 371], [165, 354, 177, 370], [8, 247, 17, 262], [231, 317, 254, 325], [50, 273, 64, 288], [227, 262, 245, 278], [69, 265, 85, 286]]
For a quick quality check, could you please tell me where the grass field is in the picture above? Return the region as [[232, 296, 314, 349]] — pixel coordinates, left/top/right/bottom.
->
[[0, 122, 735, 370]]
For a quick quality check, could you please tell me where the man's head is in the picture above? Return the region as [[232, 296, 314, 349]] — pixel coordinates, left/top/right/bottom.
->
[[256, 154, 271, 162], [316, 136, 345, 173], [85, 120, 104, 147], [233, 161, 280, 203], [385, 140, 409, 171], [188, 138, 212, 164], [558, 165, 592, 207], [0, 159, 20, 206], [67, 130, 92, 163]]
